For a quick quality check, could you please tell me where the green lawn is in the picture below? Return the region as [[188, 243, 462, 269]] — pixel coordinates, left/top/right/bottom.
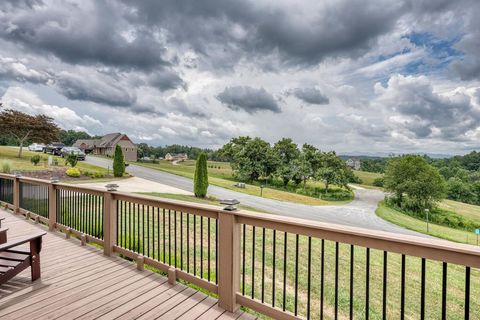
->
[[110, 202, 480, 319], [133, 160, 353, 206], [353, 170, 383, 189], [376, 201, 480, 246], [0, 146, 109, 178]]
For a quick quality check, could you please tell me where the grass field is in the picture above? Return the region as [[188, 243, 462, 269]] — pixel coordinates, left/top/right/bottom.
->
[[0, 146, 109, 177], [353, 170, 383, 189], [376, 201, 480, 246], [134, 160, 352, 206]]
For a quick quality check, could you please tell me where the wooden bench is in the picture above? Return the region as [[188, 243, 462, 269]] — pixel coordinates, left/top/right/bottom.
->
[[0, 232, 46, 285]]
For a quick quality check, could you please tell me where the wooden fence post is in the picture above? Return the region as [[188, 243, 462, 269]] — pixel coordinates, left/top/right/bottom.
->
[[48, 183, 57, 231], [217, 211, 241, 312], [103, 192, 117, 256], [13, 176, 20, 214]]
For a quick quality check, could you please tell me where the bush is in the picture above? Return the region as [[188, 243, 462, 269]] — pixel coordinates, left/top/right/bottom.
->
[[65, 153, 78, 167], [194, 153, 209, 198], [31, 155, 41, 166], [113, 145, 125, 177], [0, 160, 12, 173], [66, 167, 81, 177], [373, 177, 384, 187]]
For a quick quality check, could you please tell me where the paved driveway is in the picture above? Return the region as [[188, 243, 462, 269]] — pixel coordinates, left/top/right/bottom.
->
[[85, 156, 421, 236]]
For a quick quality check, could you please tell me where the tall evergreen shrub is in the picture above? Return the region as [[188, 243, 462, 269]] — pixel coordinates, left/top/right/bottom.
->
[[113, 145, 125, 177], [194, 152, 209, 198]]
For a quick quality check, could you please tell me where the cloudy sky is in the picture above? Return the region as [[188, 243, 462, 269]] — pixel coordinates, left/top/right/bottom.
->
[[1, 0, 480, 155]]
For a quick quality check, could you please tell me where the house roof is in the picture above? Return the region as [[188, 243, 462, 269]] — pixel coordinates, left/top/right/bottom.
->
[[73, 139, 99, 148]]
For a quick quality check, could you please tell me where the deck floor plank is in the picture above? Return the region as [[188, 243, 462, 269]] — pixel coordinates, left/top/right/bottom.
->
[[0, 210, 256, 320]]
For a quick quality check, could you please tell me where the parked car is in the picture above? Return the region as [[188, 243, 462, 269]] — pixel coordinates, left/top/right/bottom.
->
[[28, 143, 45, 152], [43, 143, 65, 155], [60, 147, 86, 160]]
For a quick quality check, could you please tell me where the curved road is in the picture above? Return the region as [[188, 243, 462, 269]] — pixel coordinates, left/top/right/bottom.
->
[[86, 157, 421, 236]]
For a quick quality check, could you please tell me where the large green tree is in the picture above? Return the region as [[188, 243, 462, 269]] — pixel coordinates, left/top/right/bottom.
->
[[315, 151, 350, 192], [194, 152, 209, 198], [273, 138, 300, 187], [59, 129, 93, 146], [0, 108, 59, 158], [384, 155, 445, 211], [296, 144, 322, 189]]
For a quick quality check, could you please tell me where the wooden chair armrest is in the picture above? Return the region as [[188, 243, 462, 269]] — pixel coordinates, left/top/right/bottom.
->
[[0, 232, 46, 252]]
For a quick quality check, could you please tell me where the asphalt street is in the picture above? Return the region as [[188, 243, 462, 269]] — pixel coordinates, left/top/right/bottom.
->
[[85, 156, 423, 236]]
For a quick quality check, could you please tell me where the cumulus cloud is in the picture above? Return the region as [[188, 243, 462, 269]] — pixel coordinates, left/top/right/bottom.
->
[[374, 74, 480, 140], [288, 87, 329, 105], [1, 86, 102, 132], [55, 71, 136, 107], [0, 57, 50, 84], [217, 86, 280, 114]]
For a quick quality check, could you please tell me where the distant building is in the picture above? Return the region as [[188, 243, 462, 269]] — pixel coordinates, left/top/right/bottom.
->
[[346, 158, 361, 171], [73, 132, 137, 162], [165, 153, 188, 161]]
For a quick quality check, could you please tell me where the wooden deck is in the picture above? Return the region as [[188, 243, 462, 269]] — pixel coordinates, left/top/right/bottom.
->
[[0, 210, 257, 320]]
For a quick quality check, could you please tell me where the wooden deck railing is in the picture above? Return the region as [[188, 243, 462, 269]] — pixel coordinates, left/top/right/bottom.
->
[[0, 173, 479, 319]]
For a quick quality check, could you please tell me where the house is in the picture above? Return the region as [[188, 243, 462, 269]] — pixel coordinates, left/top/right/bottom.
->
[[165, 153, 188, 161], [73, 133, 137, 162], [346, 158, 361, 170]]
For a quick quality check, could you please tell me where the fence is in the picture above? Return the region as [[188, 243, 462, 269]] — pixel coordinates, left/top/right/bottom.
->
[[0, 173, 479, 319]]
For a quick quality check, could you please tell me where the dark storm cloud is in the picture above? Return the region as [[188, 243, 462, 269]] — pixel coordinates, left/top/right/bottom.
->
[[56, 72, 136, 107], [148, 70, 187, 92], [377, 75, 480, 140], [289, 88, 329, 105], [121, 0, 404, 67], [217, 86, 280, 114], [0, 1, 171, 70]]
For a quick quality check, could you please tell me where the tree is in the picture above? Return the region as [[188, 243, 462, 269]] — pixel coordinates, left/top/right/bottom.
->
[[315, 151, 350, 192], [59, 129, 92, 146], [113, 145, 125, 177], [273, 138, 300, 187], [384, 155, 445, 211], [296, 144, 322, 189], [194, 152, 209, 198], [0, 108, 59, 158], [446, 177, 473, 203]]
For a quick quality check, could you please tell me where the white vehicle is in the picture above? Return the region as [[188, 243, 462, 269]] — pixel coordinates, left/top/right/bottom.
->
[[28, 143, 46, 152]]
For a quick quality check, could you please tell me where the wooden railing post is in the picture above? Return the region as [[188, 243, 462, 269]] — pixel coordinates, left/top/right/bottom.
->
[[48, 183, 57, 231], [217, 211, 241, 312], [103, 192, 117, 256], [13, 176, 20, 214]]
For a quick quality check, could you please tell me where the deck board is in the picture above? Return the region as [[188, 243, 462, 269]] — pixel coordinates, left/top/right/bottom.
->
[[0, 210, 257, 320]]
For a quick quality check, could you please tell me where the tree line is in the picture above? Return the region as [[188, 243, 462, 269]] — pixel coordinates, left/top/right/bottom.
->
[[218, 136, 359, 192]]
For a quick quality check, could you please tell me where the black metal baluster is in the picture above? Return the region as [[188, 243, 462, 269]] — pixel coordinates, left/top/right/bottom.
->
[[174, 210, 177, 268], [401, 254, 405, 320], [147, 206, 150, 258], [383, 251, 388, 320], [181, 212, 184, 269], [187, 213, 190, 273], [295, 234, 299, 316], [215, 219, 218, 284], [193, 214, 196, 275], [283, 232, 287, 312], [242, 224, 246, 295], [420, 258, 426, 320], [261, 228, 265, 303], [442, 262, 447, 320], [321, 239, 324, 320], [200, 215, 203, 278], [117, 200, 120, 244], [129, 202, 132, 249], [208, 217, 210, 281], [137, 203, 140, 253], [465, 266, 470, 320], [335, 242, 339, 320], [163, 208, 166, 263], [307, 236, 312, 320], [142, 204, 145, 255], [272, 229, 276, 308], [350, 245, 354, 320], [366, 248, 370, 320], [168, 209, 171, 265], [252, 226, 256, 299], [157, 207, 160, 260]]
